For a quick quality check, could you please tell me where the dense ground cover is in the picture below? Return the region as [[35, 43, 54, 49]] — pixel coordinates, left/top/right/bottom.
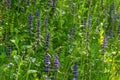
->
[[0, 0, 120, 80]]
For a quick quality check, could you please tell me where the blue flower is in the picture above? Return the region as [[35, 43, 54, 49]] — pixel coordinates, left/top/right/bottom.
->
[[72, 77, 77, 80], [28, 13, 33, 24], [37, 20, 40, 27], [103, 37, 107, 49], [45, 33, 50, 51], [111, 2, 114, 10], [44, 53, 51, 73], [54, 55, 59, 71], [36, 10, 40, 17], [72, 62, 78, 79], [28, 13, 33, 33], [7, 45, 11, 55]]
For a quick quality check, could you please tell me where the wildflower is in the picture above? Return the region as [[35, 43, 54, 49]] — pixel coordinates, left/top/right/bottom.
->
[[72, 62, 78, 79], [7, 0, 11, 9], [73, 24, 76, 34], [88, 14, 92, 27], [54, 55, 59, 71], [36, 20, 40, 39], [109, 30, 113, 38], [102, 37, 107, 49], [51, 0, 56, 10], [28, 13, 33, 33], [28, 13, 33, 24], [36, 10, 40, 17], [34, 20, 40, 50], [8, 63, 14, 68], [44, 53, 51, 73], [69, 29, 73, 40], [72, 77, 77, 80], [45, 18, 48, 32], [102, 36, 107, 55], [45, 33, 50, 51], [36, 20, 41, 46], [83, 17, 87, 27], [35, 9, 41, 47], [111, 2, 114, 10], [37, 20, 40, 27], [69, 24, 76, 40], [7, 45, 12, 55]]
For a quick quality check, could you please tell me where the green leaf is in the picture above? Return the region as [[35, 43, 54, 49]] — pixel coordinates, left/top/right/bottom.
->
[[27, 70, 37, 74]]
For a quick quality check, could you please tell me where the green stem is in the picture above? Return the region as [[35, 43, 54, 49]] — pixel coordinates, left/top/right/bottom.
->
[[16, 59, 22, 80], [26, 60, 32, 80]]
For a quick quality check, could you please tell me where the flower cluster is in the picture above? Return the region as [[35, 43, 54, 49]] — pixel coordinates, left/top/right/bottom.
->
[[28, 13, 33, 34], [45, 18, 48, 32], [7, 45, 12, 56], [108, 30, 113, 38], [103, 37, 107, 49], [102, 36, 107, 54], [51, 0, 56, 10], [111, 2, 114, 10], [44, 53, 51, 73], [54, 55, 59, 71], [45, 33, 50, 51], [88, 14, 92, 27], [72, 62, 78, 80], [36, 10, 41, 45], [36, 10, 40, 18]]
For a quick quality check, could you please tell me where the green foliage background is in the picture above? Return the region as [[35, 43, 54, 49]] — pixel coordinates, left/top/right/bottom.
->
[[0, 0, 120, 80]]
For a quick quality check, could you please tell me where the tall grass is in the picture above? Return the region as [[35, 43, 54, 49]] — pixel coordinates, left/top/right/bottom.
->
[[0, 0, 120, 80]]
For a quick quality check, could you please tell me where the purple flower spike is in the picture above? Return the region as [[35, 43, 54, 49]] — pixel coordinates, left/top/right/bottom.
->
[[45, 33, 50, 51], [28, 13, 33, 34], [103, 37, 107, 49], [73, 62, 78, 75], [72, 62, 78, 79], [45, 18, 48, 30], [36, 20, 40, 38], [108, 30, 113, 38], [111, 2, 114, 10], [28, 13, 33, 24], [44, 53, 51, 73], [7, 45, 12, 55], [36, 10, 40, 17], [72, 77, 77, 80], [102, 36, 107, 54], [52, 0, 56, 9], [37, 20, 40, 28], [88, 14, 92, 27], [54, 55, 59, 71], [70, 29, 73, 39]]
